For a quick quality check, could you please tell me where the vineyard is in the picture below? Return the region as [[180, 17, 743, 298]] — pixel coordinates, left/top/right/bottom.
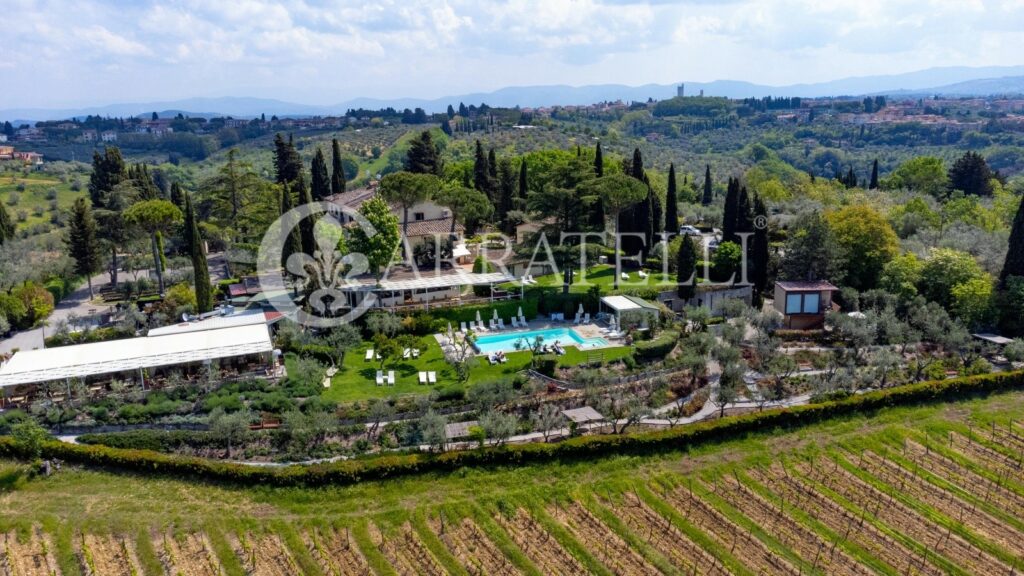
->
[[3, 392, 1024, 575]]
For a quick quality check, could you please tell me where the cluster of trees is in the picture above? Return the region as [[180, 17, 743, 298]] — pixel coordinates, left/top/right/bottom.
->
[[883, 151, 1000, 198], [71, 146, 213, 313]]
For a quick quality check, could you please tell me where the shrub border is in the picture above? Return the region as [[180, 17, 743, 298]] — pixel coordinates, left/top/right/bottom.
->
[[1, 371, 1022, 487]]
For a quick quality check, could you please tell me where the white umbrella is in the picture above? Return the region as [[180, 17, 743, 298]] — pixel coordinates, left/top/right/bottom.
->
[[493, 309, 499, 320], [447, 322, 454, 337], [517, 306, 524, 318], [476, 310, 483, 324], [577, 303, 584, 316]]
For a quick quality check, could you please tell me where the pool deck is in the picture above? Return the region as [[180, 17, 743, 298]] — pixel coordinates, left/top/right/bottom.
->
[[434, 320, 623, 355]]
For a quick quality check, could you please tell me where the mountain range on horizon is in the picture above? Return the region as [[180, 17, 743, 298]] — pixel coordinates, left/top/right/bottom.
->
[[4, 65, 1024, 124]]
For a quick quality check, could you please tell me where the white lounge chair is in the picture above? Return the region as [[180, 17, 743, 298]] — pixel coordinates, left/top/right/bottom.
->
[[428, 371, 437, 384], [490, 319, 498, 330], [488, 354, 498, 365], [511, 317, 519, 328], [412, 348, 420, 359], [584, 313, 591, 323], [387, 370, 396, 386], [638, 270, 648, 278], [375, 370, 384, 385], [574, 313, 581, 324], [519, 315, 527, 326], [460, 321, 468, 333], [418, 371, 428, 384], [402, 348, 412, 359], [621, 272, 630, 281], [498, 318, 506, 329], [365, 349, 374, 361]]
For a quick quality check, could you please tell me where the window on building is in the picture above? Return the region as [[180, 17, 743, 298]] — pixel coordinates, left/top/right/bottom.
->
[[785, 292, 821, 314], [785, 293, 803, 314], [803, 293, 820, 314], [414, 212, 425, 221]]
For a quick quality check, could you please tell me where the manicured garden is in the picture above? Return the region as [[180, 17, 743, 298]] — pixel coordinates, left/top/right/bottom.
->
[[318, 334, 633, 402]]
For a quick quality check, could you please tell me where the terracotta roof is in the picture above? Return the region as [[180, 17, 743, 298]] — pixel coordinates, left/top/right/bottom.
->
[[776, 280, 838, 292], [404, 217, 463, 237], [326, 187, 376, 209]]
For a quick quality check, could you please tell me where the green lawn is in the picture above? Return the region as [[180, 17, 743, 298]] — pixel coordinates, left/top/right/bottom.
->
[[501, 264, 678, 295], [318, 335, 633, 403]]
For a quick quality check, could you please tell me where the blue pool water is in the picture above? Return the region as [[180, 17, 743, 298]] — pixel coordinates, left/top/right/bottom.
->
[[474, 327, 609, 354]]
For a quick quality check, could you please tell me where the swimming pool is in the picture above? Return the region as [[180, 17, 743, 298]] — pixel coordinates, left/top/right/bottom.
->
[[474, 327, 609, 354]]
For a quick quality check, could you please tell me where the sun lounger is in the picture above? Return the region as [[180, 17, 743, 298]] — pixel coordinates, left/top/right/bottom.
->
[[584, 313, 590, 323], [376, 370, 384, 385], [402, 348, 412, 359], [490, 319, 498, 330], [460, 321, 468, 333], [387, 370, 395, 386], [638, 270, 648, 278], [413, 348, 420, 358], [418, 371, 428, 384], [365, 349, 374, 361], [621, 272, 630, 281], [519, 315, 527, 326], [488, 354, 498, 365], [510, 317, 518, 328], [428, 371, 437, 384], [574, 313, 581, 324], [498, 319, 505, 329]]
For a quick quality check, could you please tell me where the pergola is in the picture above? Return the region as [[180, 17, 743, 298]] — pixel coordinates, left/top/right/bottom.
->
[[0, 323, 274, 389], [599, 295, 661, 328]]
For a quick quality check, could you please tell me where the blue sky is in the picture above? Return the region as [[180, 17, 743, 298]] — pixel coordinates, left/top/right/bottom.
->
[[4, 0, 1024, 108]]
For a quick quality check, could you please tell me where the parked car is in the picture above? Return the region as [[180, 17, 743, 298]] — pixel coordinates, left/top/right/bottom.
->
[[678, 225, 702, 237]]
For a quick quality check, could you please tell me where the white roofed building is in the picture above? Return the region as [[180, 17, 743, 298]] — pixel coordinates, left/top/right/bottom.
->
[[0, 324, 278, 407]]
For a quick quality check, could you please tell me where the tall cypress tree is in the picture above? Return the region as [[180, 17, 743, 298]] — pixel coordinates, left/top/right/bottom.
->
[[517, 158, 528, 210], [473, 140, 490, 196], [650, 188, 663, 242], [630, 148, 644, 181], [666, 163, 679, 233], [310, 148, 331, 201], [702, 164, 713, 206], [0, 202, 14, 246], [295, 173, 316, 259], [184, 192, 212, 313], [722, 178, 740, 244], [279, 182, 302, 273], [737, 185, 754, 237], [487, 148, 498, 201], [273, 133, 302, 185], [594, 142, 604, 177], [1000, 194, 1024, 285], [169, 182, 185, 209], [676, 235, 698, 299], [66, 197, 100, 298], [330, 138, 346, 195], [751, 193, 770, 306], [869, 159, 879, 189]]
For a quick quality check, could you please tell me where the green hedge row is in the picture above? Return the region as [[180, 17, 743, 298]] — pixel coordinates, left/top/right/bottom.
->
[[2, 371, 1022, 487], [78, 429, 223, 452], [425, 299, 538, 324], [635, 330, 680, 359]]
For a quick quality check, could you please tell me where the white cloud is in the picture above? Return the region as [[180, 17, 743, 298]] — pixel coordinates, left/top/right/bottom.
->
[[1, 0, 1022, 108]]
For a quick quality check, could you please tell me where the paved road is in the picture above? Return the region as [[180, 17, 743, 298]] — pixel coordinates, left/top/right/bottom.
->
[[0, 253, 230, 355], [0, 271, 115, 354]]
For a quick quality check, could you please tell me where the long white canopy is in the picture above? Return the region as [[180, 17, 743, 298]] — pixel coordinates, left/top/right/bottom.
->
[[0, 324, 273, 387]]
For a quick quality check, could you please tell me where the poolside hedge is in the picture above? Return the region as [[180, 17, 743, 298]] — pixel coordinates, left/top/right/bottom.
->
[[2, 370, 1023, 487]]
